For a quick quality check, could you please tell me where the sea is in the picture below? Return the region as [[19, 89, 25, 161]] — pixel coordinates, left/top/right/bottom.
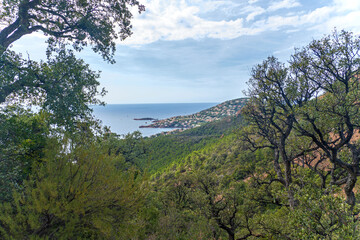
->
[[92, 103, 218, 137]]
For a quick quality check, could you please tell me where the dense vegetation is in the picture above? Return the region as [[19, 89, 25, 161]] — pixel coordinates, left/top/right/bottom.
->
[[1, 1, 360, 239], [137, 113, 246, 173]]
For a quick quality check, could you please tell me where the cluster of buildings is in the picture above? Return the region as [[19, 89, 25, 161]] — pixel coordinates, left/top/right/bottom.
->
[[141, 98, 248, 129]]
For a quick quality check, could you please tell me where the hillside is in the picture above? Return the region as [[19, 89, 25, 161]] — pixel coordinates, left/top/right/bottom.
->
[[140, 98, 248, 129], [135, 111, 246, 173]]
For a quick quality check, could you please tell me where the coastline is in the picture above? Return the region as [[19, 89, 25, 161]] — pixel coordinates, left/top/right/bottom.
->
[[138, 98, 248, 130], [91, 102, 218, 137]]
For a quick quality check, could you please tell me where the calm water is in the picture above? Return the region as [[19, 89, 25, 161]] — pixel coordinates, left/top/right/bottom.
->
[[92, 103, 218, 137]]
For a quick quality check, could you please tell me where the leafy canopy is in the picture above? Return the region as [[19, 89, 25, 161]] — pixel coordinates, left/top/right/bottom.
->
[[0, 0, 145, 128], [0, 0, 145, 61], [0, 137, 147, 239]]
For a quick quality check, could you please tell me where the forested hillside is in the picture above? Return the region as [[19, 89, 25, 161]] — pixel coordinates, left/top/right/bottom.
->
[[138, 30, 360, 240], [136, 112, 246, 173], [1, 1, 360, 238]]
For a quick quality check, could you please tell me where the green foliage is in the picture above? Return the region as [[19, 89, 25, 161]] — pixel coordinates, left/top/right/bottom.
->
[[0, 106, 49, 202], [144, 29, 360, 239], [41, 47, 105, 128], [141, 114, 246, 174], [0, 1, 151, 238], [0, 0, 145, 130], [1, 47, 105, 129], [290, 187, 360, 239], [0, 0, 145, 61], [116, 131, 148, 167], [0, 137, 147, 239]]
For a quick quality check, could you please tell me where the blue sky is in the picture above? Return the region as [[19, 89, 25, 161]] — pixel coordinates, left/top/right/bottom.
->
[[11, 0, 360, 104]]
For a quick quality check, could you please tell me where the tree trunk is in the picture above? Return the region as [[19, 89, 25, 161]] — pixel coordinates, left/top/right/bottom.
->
[[273, 149, 285, 184], [284, 159, 295, 209], [227, 230, 235, 240], [344, 171, 357, 208], [279, 144, 295, 209]]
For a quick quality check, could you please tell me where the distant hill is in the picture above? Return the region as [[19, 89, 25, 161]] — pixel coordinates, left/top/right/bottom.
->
[[136, 106, 248, 173], [140, 98, 248, 130]]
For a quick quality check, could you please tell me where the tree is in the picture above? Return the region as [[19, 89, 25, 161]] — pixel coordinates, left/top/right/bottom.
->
[[0, 0, 145, 127], [0, 0, 145, 60], [243, 56, 316, 208], [0, 3, 147, 225], [244, 29, 360, 208], [115, 131, 148, 167], [193, 172, 261, 240], [290, 30, 360, 207], [0, 137, 147, 239], [290, 186, 359, 239], [0, 106, 49, 202], [1, 47, 107, 127]]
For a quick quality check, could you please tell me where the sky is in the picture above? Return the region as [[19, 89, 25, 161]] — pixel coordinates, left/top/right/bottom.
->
[[11, 0, 360, 104]]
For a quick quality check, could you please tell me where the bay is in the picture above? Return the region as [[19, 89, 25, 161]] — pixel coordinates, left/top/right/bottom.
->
[[92, 103, 218, 137]]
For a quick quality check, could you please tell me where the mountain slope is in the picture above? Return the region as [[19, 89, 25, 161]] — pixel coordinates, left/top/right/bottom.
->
[[137, 111, 247, 174]]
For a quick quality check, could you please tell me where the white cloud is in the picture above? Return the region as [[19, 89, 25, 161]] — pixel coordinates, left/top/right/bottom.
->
[[261, 15, 300, 30], [124, 0, 254, 44], [327, 0, 360, 33], [245, 6, 266, 21], [323, 11, 360, 34], [333, 0, 360, 11], [300, 6, 332, 24], [121, 0, 360, 45], [195, 0, 239, 13], [248, 0, 259, 4], [268, 0, 301, 12]]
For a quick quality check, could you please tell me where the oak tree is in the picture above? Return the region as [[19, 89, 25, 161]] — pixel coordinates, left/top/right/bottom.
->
[[291, 30, 360, 207], [0, 0, 145, 126], [243, 56, 317, 208], [0, 0, 145, 60]]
